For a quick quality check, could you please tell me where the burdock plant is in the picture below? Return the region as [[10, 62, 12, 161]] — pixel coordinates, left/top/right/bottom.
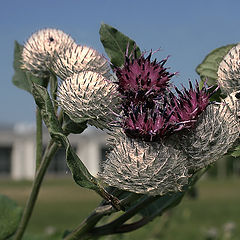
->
[[2, 23, 239, 240], [99, 48, 239, 196]]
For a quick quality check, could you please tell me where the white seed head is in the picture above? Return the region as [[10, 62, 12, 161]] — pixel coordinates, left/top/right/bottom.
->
[[217, 44, 240, 94], [58, 71, 119, 129], [175, 103, 239, 172], [52, 44, 111, 80], [221, 90, 240, 118], [22, 28, 75, 78], [99, 129, 189, 196], [99, 104, 239, 196]]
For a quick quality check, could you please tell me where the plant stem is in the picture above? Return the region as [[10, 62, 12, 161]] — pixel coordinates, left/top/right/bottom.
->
[[13, 140, 59, 240], [91, 195, 157, 236], [114, 193, 185, 234], [64, 195, 156, 240], [35, 107, 42, 171], [50, 73, 58, 113], [63, 191, 140, 240], [89, 167, 210, 237], [64, 205, 114, 240]]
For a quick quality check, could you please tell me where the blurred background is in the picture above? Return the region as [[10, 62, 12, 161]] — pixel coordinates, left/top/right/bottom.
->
[[0, 0, 240, 239]]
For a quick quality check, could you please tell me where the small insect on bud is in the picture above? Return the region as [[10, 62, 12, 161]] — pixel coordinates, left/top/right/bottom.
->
[[22, 28, 75, 78]]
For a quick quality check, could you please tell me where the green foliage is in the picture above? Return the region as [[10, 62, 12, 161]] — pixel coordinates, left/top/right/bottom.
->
[[0, 194, 22, 239], [196, 44, 236, 101], [99, 23, 141, 67], [12, 41, 47, 93], [31, 83, 98, 191], [2, 178, 240, 240], [196, 43, 236, 87], [140, 193, 184, 217], [196, 43, 240, 157], [231, 145, 240, 158], [31, 83, 64, 140], [62, 114, 88, 134]]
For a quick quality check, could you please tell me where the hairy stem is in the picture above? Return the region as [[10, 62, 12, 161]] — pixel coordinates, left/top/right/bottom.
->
[[65, 194, 155, 240], [64, 205, 114, 240], [50, 73, 58, 113], [13, 140, 59, 240], [35, 107, 43, 171], [64, 191, 141, 240], [90, 195, 157, 236], [91, 167, 210, 237]]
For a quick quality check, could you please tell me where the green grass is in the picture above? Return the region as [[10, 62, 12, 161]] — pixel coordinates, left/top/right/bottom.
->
[[0, 177, 240, 240]]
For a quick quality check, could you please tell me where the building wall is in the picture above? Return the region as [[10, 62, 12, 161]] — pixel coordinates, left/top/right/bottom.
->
[[0, 125, 108, 180]]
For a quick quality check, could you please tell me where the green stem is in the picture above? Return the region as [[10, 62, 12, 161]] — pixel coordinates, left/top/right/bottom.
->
[[64, 191, 141, 240], [91, 167, 210, 237], [91, 195, 157, 235], [35, 107, 42, 171], [13, 140, 60, 240], [64, 195, 155, 240], [114, 193, 184, 234], [50, 73, 58, 113], [64, 205, 114, 240]]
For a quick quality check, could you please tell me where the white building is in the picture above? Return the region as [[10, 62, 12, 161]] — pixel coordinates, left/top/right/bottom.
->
[[0, 124, 109, 180], [1, 124, 240, 180]]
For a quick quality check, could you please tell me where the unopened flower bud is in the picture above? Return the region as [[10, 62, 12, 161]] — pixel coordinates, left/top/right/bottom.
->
[[100, 104, 239, 195], [58, 71, 118, 129], [22, 28, 75, 78], [217, 44, 240, 94], [99, 129, 189, 196], [52, 44, 111, 80], [175, 104, 239, 172]]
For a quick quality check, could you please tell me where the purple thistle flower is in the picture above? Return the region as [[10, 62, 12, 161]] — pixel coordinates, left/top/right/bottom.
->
[[169, 81, 211, 131], [123, 104, 170, 142], [121, 81, 213, 141], [114, 50, 176, 102], [101, 46, 239, 196]]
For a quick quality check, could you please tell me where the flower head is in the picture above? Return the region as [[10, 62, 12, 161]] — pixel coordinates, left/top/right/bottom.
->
[[100, 47, 240, 196], [58, 71, 119, 129], [99, 103, 239, 195], [114, 51, 176, 103], [217, 44, 240, 94], [169, 81, 211, 130], [52, 44, 111, 80], [22, 28, 75, 78], [121, 81, 211, 141]]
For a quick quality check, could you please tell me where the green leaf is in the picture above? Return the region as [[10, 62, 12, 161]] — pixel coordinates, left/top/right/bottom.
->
[[31, 83, 97, 190], [196, 44, 236, 87], [99, 23, 141, 67], [65, 143, 98, 190], [0, 194, 22, 239], [62, 114, 88, 134], [231, 145, 240, 157], [12, 41, 47, 93], [31, 83, 63, 140], [140, 192, 184, 217]]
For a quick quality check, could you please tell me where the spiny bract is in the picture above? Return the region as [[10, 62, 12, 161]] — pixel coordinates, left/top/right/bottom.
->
[[100, 103, 239, 195], [22, 28, 75, 78], [52, 43, 111, 80], [58, 71, 119, 129], [217, 43, 240, 94]]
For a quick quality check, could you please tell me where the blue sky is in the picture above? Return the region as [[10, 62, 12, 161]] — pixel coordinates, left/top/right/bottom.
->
[[0, 0, 239, 124]]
